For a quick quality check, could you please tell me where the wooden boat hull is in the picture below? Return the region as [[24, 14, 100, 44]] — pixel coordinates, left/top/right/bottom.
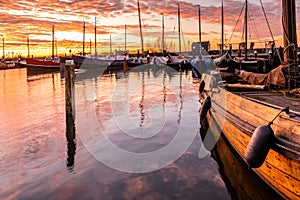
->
[[21, 59, 61, 76], [200, 84, 300, 199], [25, 58, 60, 67]]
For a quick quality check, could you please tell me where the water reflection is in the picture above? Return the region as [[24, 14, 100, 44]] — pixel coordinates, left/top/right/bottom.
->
[[0, 68, 232, 200], [199, 100, 284, 200], [66, 113, 76, 171], [139, 72, 145, 127]]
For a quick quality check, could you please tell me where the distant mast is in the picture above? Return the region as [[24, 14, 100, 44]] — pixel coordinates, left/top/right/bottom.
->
[[178, 3, 181, 54], [110, 34, 112, 54], [2, 37, 4, 59], [95, 17, 97, 56], [162, 13, 165, 56], [27, 36, 30, 57], [282, 0, 298, 89], [221, 0, 224, 55], [52, 25, 55, 59], [198, 5, 201, 45], [125, 24, 127, 50], [244, 0, 248, 60], [83, 22, 85, 55], [137, 0, 144, 56]]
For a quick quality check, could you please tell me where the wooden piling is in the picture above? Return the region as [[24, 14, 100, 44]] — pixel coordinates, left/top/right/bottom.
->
[[123, 58, 128, 73], [65, 60, 75, 117]]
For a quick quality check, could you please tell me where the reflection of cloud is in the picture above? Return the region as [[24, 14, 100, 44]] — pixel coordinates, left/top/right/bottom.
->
[[0, 0, 299, 55]]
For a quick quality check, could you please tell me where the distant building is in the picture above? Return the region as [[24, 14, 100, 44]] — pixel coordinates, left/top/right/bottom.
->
[[192, 41, 210, 56]]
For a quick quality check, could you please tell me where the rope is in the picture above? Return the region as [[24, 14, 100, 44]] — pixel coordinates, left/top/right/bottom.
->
[[260, 0, 275, 41], [248, 6, 260, 41], [228, 2, 245, 45]]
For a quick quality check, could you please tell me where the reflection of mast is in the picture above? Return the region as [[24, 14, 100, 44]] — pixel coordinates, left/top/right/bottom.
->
[[137, 0, 144, 55], [178, 70, 183, 124], [139, 72, 145, 126], [162, 68, 166, 108], [66, 114, 76, 171], [178, 3, 181, 54]]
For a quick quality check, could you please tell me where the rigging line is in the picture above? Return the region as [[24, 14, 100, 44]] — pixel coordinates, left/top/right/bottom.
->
[[228, 2, 245, 45], [241, 21, 245, 42], [259, 0, 275, 42], [248, 5, 260, 41]]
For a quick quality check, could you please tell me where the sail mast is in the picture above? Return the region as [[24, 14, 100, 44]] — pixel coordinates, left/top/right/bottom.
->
[[2, 37, 4, 59], [282, 0, 298, 89], [27, 36, 30, 58], [221, 0, 224, 55], [110, 34, 112, 54], [244, 0, 248, 60], [95, 17, 97, 56], [52, 25, 54, 59], [162, 13, 165, 56], [83, 21, 85, 55], [125, 24, 127, 50], [137, 0, 144, 56], [178, 3, 181, 54], [198, 5, 201, 46]]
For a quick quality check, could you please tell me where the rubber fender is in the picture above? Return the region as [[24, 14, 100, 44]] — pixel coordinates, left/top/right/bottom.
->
[[199, 80, 205, 94], [199, 96, 211, 119], [244, 124, 275, 168]]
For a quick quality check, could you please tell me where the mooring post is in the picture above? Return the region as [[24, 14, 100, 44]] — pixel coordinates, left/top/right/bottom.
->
[[123, 58, 128, 73], [65, 60, 75, 118], [65, 59, 76, 170]]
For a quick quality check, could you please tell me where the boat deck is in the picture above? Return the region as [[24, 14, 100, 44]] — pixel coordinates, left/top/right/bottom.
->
[[234, 90, 300, 114]]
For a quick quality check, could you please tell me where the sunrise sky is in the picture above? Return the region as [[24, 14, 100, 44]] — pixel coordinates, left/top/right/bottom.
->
[[1, 0, 300, 57]]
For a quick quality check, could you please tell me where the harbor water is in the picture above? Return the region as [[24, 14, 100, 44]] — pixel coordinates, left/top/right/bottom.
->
[[0, 66, 231, 199]]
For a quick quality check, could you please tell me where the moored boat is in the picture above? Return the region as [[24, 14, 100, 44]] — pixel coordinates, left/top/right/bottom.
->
[[198, 0, 300, 199], [20, 57, 61, 76]]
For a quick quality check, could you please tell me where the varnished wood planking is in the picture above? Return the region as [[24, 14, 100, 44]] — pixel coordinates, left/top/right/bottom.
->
[[209, 109, 300, 199]]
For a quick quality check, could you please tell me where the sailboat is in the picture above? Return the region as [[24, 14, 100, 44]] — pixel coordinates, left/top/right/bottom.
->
[[153, 3, 192, 71], [199, 0, 300, 199], [21, 25, 61, 75]]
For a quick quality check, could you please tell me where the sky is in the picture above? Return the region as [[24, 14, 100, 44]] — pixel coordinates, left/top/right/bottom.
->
[[0, 0, 299, 57]]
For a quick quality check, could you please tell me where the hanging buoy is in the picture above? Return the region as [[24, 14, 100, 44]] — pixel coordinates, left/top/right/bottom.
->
[[199, 80, 205, 94], [244, 124, 274, 168], [199, 96, 211, 119]]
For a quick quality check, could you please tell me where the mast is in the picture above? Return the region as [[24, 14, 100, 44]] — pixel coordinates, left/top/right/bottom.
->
[[178, 3, 181, 54], [110, 34, 112, 54], [162, 13, 165, 56], [90, 38, 92, 54], [282, 0, 298, 89], [244, 0, 248, 60], [221, 0, 224, 55], [83, 21, 85, 55], [52, 25, 55, 59], [27, 36, 30, 58], [95, 17, 97, 56], [198, 5, 201, 45], [137, 0, 144, 56], [2, 37, 4, 59], [125, 24, 127, 50]]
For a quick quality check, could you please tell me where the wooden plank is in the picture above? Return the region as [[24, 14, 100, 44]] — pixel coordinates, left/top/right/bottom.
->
[[211, 111, 300, 199], [212, 88, 300, 144]]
